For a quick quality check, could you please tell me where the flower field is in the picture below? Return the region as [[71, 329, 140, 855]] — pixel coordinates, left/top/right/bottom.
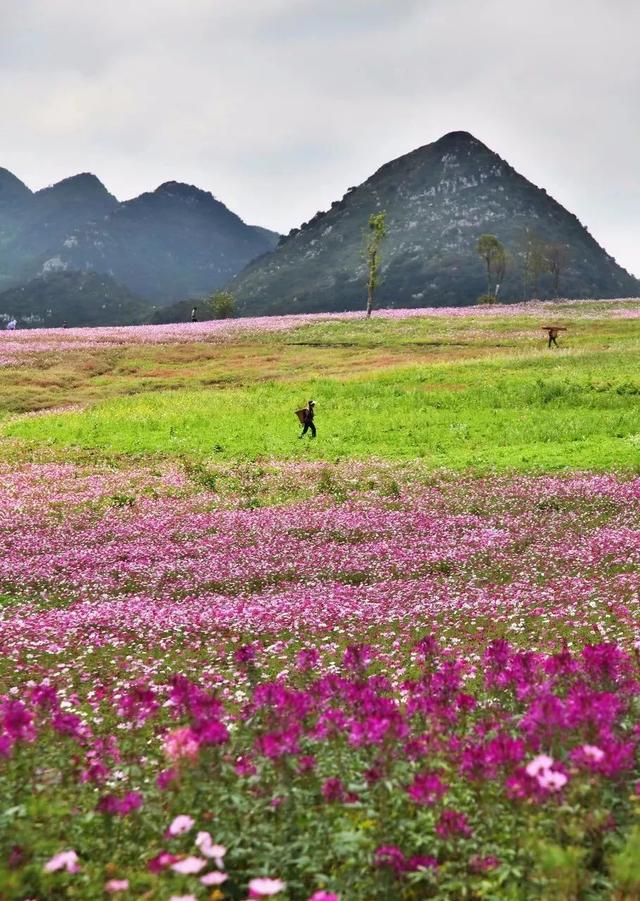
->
[[1, 303, 640, 899], [1, 460, 640, 899]]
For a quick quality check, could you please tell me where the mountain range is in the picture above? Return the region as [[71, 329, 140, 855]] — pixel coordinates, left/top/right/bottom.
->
[[1, 132, 638, 327], [0, 169, 279, 324], [228, 131, 640, 315]]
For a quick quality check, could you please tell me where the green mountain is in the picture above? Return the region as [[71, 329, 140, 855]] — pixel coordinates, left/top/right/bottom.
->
[[228, 131, 640, 314], [0, 170, 280, 315], [0, 173, 119, 291], [46, 182, 280, 302], [0, 270, 152, 328]]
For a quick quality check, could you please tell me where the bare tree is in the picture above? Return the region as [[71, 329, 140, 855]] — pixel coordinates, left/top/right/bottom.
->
[[365, 211, 387, 318]]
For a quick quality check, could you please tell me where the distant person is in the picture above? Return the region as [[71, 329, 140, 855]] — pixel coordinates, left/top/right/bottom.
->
[[298, 399, 317, 439], [62, 321, 68, 329], [6, 318, 17, 331], [191, 306, 198, 323], [542, 325, 566, 348]]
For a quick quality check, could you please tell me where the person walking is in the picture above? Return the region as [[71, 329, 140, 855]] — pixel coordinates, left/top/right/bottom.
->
[[191, 306, 198, 323], [541, 325, 566, 348], [298, 399, 317, 439]]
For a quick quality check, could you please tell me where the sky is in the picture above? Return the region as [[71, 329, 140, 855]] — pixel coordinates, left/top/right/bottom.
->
[[1, 0, 639, 276]]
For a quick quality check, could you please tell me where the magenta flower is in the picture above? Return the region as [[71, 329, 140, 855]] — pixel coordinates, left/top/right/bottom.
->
[[156, 766, 178, 789], [147, 851, 179, 873], [374, 845, 406, 872], [436, 809, 473, 839], [407, 771, 448, 805], [308, 892, 340, 901], [406, 855, 438, 872], [234, 643, 259, 664], [96, 791, 143, 817]]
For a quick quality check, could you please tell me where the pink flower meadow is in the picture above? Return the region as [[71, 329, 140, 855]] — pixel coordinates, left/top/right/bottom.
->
[[1, 460, 639, 897]]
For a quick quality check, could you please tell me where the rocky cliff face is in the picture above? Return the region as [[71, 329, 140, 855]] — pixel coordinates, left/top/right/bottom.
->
[[228, 131, 640, 314]]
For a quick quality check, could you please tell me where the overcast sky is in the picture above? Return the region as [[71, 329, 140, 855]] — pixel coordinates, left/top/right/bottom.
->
[[1, 0, 638, 276]]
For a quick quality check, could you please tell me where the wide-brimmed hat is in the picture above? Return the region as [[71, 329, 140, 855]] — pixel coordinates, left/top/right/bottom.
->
[[308, 399, 315, 405]]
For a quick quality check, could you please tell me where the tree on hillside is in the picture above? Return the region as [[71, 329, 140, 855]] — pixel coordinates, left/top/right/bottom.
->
[[209, 290, 237, 319], [476, 234, 506, 300], [545, 243, 570, 297], [521, 231, 547, 299], [365, 211, 387, 318]]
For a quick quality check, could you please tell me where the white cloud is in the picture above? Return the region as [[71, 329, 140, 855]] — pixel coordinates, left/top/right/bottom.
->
[[1, 0, 638, 276]]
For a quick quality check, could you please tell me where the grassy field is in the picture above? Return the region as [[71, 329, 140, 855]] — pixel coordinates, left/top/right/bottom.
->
[[2, 305, 639, 471]]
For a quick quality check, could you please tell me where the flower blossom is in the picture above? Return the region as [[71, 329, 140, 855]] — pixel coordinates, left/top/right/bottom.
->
[[171, 856, 207, 874], [168, 814, 195, 836], [43, 850, 80, 873], [248, 877, 286, 897]]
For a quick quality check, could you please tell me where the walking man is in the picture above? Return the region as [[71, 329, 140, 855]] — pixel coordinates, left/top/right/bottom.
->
[[191, 305, 198, 323], [299, 400, 317, 439]]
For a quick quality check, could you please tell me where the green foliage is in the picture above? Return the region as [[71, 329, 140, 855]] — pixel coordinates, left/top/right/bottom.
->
[[476, 234, 506, 297], [210, 290, 237, 319], [476, 294, 500, 305], [609, 826, 640, 896], [531, 841, 586, 899], [365, 211, 387, 318]]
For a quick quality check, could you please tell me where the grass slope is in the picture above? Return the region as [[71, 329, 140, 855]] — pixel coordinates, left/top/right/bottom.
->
[[3, 307, 639, 471]]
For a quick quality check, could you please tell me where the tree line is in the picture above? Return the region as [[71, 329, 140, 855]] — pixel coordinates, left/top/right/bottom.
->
[[476, 232, 570, 304]]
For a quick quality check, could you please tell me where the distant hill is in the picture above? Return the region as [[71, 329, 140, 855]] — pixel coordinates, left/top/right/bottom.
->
[[0, 169, 280, 319], [43, 182, 280, 303], [0, 271, 152, 328], [0, 172, 118, 291], [227, 131, 640, 314]]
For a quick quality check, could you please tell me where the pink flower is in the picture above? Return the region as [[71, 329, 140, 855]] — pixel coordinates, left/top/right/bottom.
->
[[538, 769, 568, 792], [308, 893, 340, 901], [525, 754, 554, 778], [169, 896, 197, 901], [582, 744, 605, 763], [249, 877, 286, 897], [195, 831, 226, 867], [164, 726, 200, 761], [168, 814, 195, 836], [171, 856, 207, 874], [201, 871, 229, 886], [43, 850, 80, 873], [105, 880, 129, 893], [147, 851, 178, 872]]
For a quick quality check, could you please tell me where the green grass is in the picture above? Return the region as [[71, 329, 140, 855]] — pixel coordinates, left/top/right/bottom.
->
[[6, 341, 640, 471]]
